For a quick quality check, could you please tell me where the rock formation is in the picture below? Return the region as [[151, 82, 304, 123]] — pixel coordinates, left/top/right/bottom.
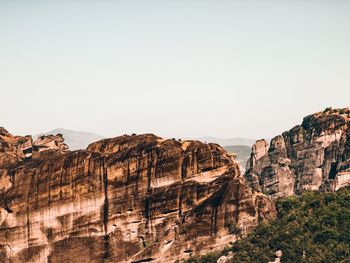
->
[[33, 134, 69, 154], [268, 250, 282, 263], [216, 251, 233, 263], [0, 130, 276, 262], [245, 107, 350, 199], [0, 128, 68, 168]]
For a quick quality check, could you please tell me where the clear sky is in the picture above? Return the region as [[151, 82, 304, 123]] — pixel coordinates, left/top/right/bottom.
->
[[1, 0, 349, 139]]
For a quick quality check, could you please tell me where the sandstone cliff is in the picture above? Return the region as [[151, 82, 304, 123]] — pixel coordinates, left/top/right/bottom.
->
[[245, 107, 350, 199], [0, 130, 275, 263]]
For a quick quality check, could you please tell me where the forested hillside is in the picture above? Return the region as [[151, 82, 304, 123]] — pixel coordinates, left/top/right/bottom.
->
[[185, 187, 350, 263]]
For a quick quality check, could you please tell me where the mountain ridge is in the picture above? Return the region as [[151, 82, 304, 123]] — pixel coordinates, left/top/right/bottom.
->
[[0, 129, 275, 262], [194, 136, 257, 147]]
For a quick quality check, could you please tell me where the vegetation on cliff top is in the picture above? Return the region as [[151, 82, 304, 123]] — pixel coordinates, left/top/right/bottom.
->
[[185, 186, 350, 263]]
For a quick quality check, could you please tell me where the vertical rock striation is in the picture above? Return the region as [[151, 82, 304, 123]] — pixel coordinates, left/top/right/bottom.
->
[[0, 130, 275, 262], [245, 107, 350, 199]]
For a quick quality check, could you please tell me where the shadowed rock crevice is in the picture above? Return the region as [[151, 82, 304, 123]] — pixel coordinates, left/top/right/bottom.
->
[[102, 158, 110, 261]]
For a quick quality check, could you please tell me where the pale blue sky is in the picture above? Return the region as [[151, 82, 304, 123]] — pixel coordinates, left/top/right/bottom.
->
[[1, 1, 350, 139]]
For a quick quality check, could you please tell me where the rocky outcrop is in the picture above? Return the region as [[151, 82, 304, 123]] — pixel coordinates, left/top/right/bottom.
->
[[217, 251, 233, 263], [0, 128, 69, 204], [33, 134, 69, 154], [245, 107, 350, 199], [0, 131, 276, 262], [0, 128, 68, 169], [268, 250, 283, 263]]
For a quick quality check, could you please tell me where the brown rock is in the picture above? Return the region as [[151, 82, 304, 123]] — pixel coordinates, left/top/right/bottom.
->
[[245, 107, 350, 198], [0, 128, 69, 168], [33, 134, 69, 154], [0, 132, 276, 262]]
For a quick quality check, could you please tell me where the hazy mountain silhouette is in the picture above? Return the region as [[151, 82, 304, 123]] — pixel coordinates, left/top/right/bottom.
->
[[195, 136, 257, 147], [35, 128, 105, 150]]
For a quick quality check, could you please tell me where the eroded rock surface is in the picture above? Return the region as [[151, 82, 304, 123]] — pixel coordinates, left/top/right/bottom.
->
[[245, 107, 350, 199], [0, 128, 68, 168], [0, 131, 275, 262], [33, 134, 68, 154]]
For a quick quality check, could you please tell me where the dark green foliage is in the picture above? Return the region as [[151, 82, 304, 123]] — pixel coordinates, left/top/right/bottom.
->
[[184, 251, 222, 263], [185, 187, 350, 263]]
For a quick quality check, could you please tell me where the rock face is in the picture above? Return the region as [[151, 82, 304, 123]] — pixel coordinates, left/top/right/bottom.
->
[[217, 251, 233, 263], [0, 130, 275, 263], [0, 128, 68, 168], [245, 107, 350, 199], [33, 134, 69, 154]]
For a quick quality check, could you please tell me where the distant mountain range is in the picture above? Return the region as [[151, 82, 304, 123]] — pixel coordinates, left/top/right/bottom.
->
[[224, 145, 251, 158], [35, 131, 257, 163], [223, 145, 251, 171], [194, 136, 257, 147], [35, 128, 105, 150]]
